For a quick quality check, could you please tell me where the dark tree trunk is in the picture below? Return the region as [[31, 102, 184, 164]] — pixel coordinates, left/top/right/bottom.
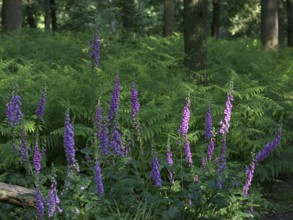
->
[[288, 0, 293, 46], [183, 0, 208, 72], [25, 0, 37, 28], [163, 0, 175, 37], [44, 0, 51, 30], [1, 0, 22, 32], [261, 0, 279, 50], [50, 0, 57, 31], [211, 0, 221, 38]]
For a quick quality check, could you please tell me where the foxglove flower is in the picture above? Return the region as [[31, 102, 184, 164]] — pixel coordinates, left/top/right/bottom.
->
[[207, 137, 215, 161], [219, 91, 233, 135], [110, 125, 123, 156], [108, 76, 120, 122], [95, 105, 109, 155], [89, 32, 101, 68], [151, 154, 162, 188], [6, 89, 22, 128], [64, 110, 78, 171], [33, 142, 42, 173], [35, 187, 45, 220], [167, 144, 174, 184], [217, 136, 227, 175], [36, 88, 46, 120], [255, 131, 282, 163], [205, 104, 213, 140], [184, 139, 193, 167], [95, 104, 103, 136], [243, 161, 255, 196], [19, 129, 27, 163], [95, 161, 104, 196], [131, 82, 140, 123], [48, 182, 61, 218], [178, 98, 190, 138]]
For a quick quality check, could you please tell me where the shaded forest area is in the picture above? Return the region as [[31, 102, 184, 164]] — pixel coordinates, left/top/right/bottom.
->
[[0, 0, 293, 219]]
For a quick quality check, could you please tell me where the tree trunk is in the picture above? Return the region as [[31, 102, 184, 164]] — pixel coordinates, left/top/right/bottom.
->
[[163, 0, 175, 37], [44, 0, 51, 30], [261, 0, 279, 50], [25, 0, 37, 28], [120, 0, 136, 32], [278, 0, 286, 47], [1, 0, 22, 32], [211, 0, 221, 38], [0, 182, 36, 207], [288, 0, 293, 46], [183, 0, 208, 72], [50, 0, 57, 31]]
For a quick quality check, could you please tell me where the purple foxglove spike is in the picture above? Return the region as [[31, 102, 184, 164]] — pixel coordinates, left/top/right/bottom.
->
[[219, 91, 233, 135], [36, 88, 46, 120], [110, 125, 123, 156], [108, 76, 120, 122], [243, 161, 255, 197], [35, 187, 45, 220], [166, 145, 173, 167], [131, 82, 140, 124], [33, 142, 42, 173], [178, 98, 190, 138], [151, 154, 162, 188], [6, 89, 22, 128], [95, 161, 104, 196], [89, 32, 101, 68], [184, 139, 193, 167], [48, 182, 57, 218], [64, 110, 78, 171], [94, 104, 103, 134], [255, 130, 282, 163], [207, 137, 215, 161], [216, 136, 227, 175], [19, 130, 27, 163], [205, 104, 213, 140]]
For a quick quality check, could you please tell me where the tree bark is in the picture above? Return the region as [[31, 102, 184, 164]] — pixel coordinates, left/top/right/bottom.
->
[[288, 0, 293, 46], [0, 182, 36, 207], [50, 0, 57, 31], [1, 0, 22, 32], [163, 0, 175, 37], [25, 0, 37, 28], [261, 0, 279, 50], [183, 0, 208, 72], [211, 0, 221, 38], [44, 0, 51, 30]]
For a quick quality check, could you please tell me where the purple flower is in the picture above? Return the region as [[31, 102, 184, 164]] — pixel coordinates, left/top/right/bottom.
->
[[219, 91, 233, 135], [205, 104, 213, 140], [217, 136, 227, 175], [36, 88, 46, 120], [48, 182, 60, 218], [131, 82, 140, 123], [108, 76, 120, 122], [201, 157, 208, 173], [178, 98, 190, 138], [166, 145, 173, 166], [19, 129, 27, 163], [35, 187, 45, 220], [255, 131, 282, 163], [151, 154, 162, 188], [110, 125, 123, 156], [184, 139, 193, 167], [243, 161, 255, 197], [95, 104, 103, 135], [89, 32, 101, 68], [95, 161, 104, 196], [64, 110, 78, 171], [207, 137, 215, 161], [6, 90, 22, 128], [33, 142, 42, 173]]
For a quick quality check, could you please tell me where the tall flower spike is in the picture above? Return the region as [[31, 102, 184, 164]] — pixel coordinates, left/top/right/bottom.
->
[[64, 109, 78, 172], [33, 142, 42, 173], [95, 161, 104, 196], [178, 98, 190, 138], [6, 88, 22, 128], [243, 161, 255, 197], [131, 82, 140, 124], [151, 154, 162, 188], [19, 129, 27, 163], [48, 182, 57, 218], [95, 105, 109, 155], [255, 130, 282, 163], [35, 187, 45, 220], [95, 104, 103, 136], [167, 143, 174, 184], [184, 139, 193, 166], [207, 137, 215, 161], [36, 88, 46, 120], [108, 76, 121, 122], [89, 32, 101, 68], [219, 90, 233, 135], [205, 103, 213, 140]]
